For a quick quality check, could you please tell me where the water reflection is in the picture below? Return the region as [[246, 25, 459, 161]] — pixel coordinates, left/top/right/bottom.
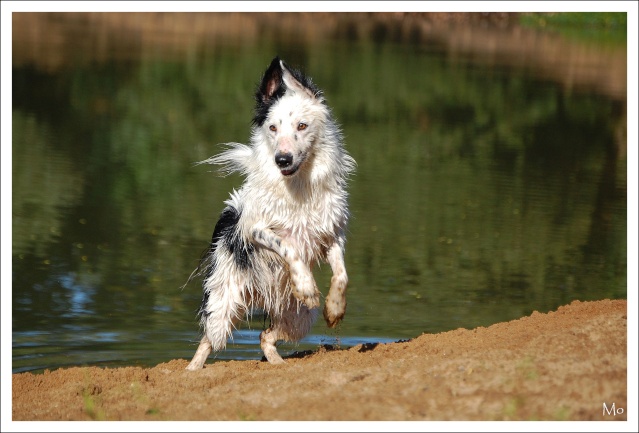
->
[[11, 13, 627, 373]]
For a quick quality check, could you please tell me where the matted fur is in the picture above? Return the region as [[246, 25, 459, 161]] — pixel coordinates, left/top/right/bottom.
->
[[186, 57, 355, 370]]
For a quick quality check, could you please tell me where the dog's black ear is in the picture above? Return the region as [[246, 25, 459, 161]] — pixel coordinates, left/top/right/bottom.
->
[[253, 57, 288, 126], [259, 57, 285, 102]]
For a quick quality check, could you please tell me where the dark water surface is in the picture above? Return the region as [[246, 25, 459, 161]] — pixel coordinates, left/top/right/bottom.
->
[[11, 14, 627, 373]]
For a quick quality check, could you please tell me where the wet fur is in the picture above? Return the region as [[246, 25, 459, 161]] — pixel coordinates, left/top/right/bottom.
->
[[186, 57, 355, 370]]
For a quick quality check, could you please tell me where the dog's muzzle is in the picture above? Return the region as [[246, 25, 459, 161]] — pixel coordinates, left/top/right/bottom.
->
[[275, 152, 298, 176]]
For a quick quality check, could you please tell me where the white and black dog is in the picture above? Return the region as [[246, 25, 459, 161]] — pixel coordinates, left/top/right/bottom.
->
[[186, 57, 356, 370]]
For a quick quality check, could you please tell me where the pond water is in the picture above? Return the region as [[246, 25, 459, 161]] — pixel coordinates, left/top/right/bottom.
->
[[10, 14, 627, 373]]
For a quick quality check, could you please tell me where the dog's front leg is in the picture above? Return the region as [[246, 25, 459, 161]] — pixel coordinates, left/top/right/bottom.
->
[[251, 227, 320, 309], [323, 241, 348, 327]]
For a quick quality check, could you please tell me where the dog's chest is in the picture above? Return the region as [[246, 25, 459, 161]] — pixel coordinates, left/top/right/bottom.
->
[[250, 186, 344, 257], [276, 194, 338, 236]]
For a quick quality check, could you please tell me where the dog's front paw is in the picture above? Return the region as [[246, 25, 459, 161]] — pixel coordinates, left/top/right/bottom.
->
[[323, 293, 346, 327], [299, 290, 320, 310], [290, 266, 320, 309], [323, 273, 347, 327]]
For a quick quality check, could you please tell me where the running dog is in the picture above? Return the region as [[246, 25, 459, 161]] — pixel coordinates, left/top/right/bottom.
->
[[186, 56, 356, 370]]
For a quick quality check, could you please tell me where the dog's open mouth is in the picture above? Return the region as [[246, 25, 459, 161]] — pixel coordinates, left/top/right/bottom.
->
[[280, 166, 299, 176]]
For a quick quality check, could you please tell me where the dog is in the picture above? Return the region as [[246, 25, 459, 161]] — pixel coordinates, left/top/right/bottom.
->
[[186, 56, 356, 370]]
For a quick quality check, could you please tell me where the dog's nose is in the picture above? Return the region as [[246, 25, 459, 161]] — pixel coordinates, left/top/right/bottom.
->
[[275, 152, 293, 168]]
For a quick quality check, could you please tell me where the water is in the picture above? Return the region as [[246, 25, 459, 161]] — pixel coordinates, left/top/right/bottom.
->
[[10, 14, 627, 374]]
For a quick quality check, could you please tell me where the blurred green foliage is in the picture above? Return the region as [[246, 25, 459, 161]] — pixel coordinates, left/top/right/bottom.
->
[[520, 12, 627, 45]]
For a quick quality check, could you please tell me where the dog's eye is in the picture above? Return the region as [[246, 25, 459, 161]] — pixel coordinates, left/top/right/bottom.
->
[[269, 125, 277, 132], [297, 123, 307, 131]]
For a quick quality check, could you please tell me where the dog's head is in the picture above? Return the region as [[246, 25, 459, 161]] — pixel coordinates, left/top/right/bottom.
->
[[253, 57, 329, 177]]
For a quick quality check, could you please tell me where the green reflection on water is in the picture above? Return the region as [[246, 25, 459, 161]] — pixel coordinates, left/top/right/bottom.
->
[[12, 36, 626, 372]]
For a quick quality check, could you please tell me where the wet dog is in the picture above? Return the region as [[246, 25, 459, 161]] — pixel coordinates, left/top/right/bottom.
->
[[186, 57, 356, 370]]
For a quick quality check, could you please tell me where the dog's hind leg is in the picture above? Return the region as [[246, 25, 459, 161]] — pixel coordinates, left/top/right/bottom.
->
[[259, 328, 286, 364], [323, 242, 348, 328], [260, 302, 318, 364], [186, 280, 246, 370], [186, 336, 213, 370]]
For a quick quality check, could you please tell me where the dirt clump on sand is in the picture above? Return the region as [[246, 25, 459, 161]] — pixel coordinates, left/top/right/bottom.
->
[[12, 299, 627, 421]]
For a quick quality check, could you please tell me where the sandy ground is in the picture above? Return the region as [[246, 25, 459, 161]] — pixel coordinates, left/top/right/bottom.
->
[[11, 299, 628, 422]]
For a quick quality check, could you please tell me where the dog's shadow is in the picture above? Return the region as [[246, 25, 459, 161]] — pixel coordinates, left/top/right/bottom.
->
[[260, 344, 340, 362], [260, 340, 412, 362]]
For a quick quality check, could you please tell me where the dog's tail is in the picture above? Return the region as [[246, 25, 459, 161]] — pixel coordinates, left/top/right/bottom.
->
[[196, 142, 252, 176], [180, 243, 214, 291]]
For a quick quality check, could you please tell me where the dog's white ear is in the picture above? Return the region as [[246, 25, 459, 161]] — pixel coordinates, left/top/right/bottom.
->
[[280, 60, 318, 100]]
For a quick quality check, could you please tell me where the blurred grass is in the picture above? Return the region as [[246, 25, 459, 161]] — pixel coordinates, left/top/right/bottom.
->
[[520, 12, 627, 45]]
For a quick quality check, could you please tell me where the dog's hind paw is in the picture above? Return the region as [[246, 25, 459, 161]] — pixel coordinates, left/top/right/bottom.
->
[[186, 336, 213, 370], [186, 360, 205, 371], [260, 329, 286, 364]]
